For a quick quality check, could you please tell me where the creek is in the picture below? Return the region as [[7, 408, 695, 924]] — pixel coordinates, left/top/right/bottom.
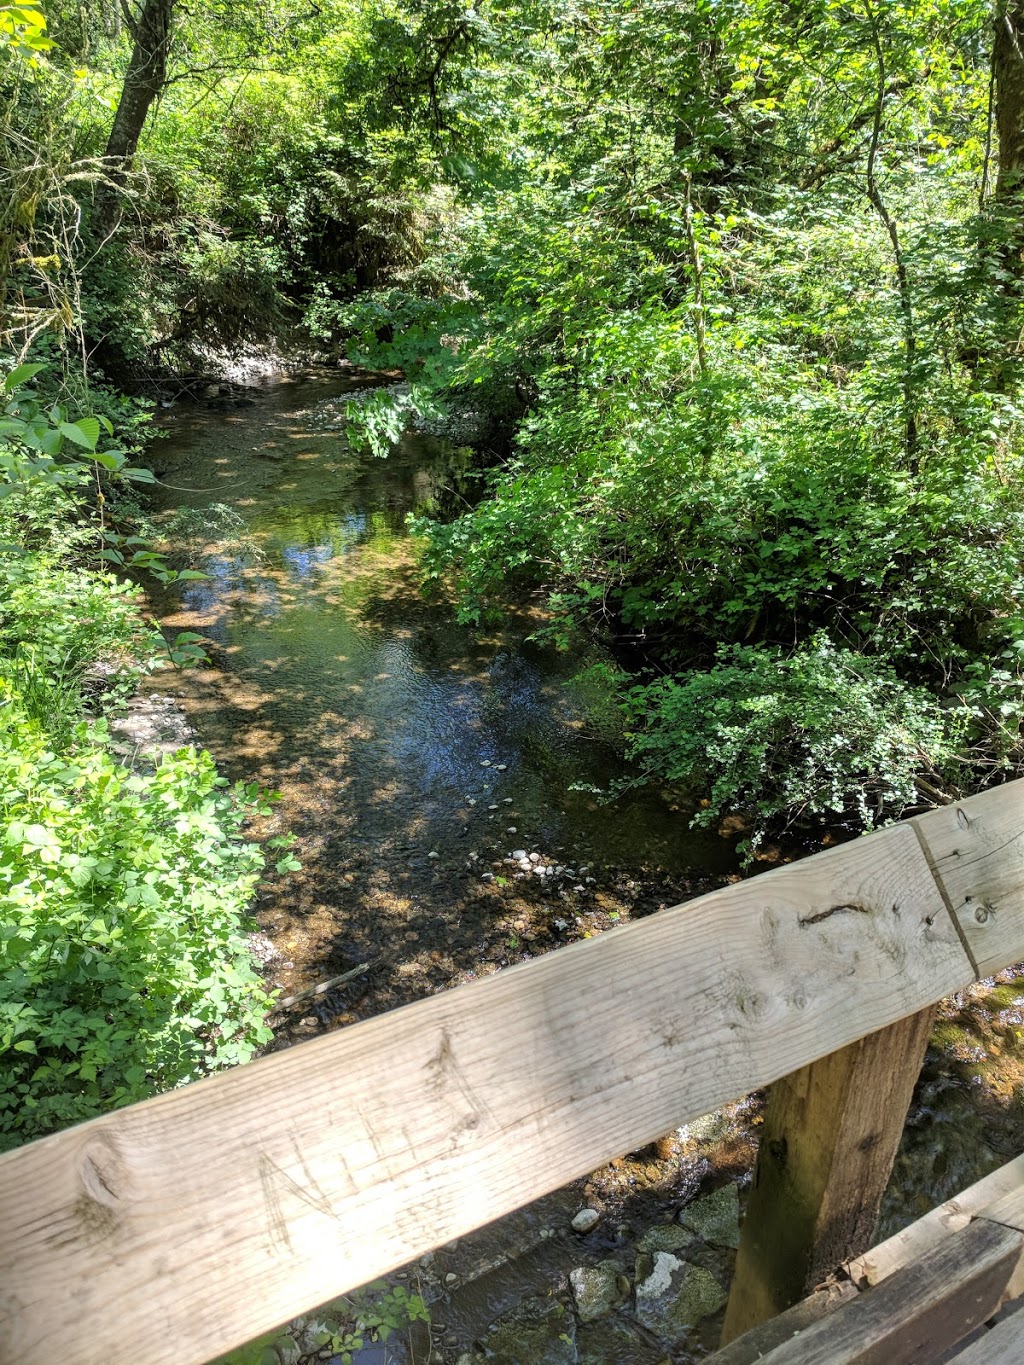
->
[[147, 368, 735, 1021], [144, 368, 1024, 1365]]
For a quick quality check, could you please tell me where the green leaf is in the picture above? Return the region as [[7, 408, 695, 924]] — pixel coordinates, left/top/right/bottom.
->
[[90, 450, 125, 472], [59, 418, 100, 451], [4, 363, 45, 391]]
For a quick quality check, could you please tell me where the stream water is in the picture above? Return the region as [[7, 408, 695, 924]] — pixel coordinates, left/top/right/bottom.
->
[[147, 368, 735, 1022], [145, 369, 1024, 1364]]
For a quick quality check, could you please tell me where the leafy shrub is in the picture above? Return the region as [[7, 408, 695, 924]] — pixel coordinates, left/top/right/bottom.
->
[[215, 1283, 431, 1365], [0, 552, 160, 680], [0, 365, 288, 1151], [625, 641, 959, 854], [0, 695, 276, 1149]]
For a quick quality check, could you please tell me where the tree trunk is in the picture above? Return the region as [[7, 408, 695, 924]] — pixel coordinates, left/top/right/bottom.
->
[[94, 0, 175, 235], [995, 0, 1024, 204]]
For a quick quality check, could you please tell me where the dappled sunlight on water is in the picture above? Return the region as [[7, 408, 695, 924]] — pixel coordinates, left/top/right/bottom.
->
[[148, 370, 735, 1028]]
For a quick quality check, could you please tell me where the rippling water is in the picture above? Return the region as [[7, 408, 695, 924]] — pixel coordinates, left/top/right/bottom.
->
[[147, 369, 735, 1013]]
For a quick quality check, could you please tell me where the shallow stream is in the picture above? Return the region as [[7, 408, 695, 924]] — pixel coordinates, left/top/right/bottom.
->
[[147, 369, 735, 1020], [144, 369, 1024, 1365]]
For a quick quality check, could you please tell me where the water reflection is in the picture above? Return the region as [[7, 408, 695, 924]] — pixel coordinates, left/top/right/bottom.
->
[[149, 370, 735, 1014]]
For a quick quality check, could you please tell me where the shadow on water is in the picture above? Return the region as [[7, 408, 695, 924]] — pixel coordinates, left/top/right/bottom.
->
[[147, 369, 736, 1024], [152, 372, 1024, 1364]]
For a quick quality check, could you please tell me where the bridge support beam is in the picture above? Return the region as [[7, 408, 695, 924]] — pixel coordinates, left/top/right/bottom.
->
[[720, 1004, 938, 1345]]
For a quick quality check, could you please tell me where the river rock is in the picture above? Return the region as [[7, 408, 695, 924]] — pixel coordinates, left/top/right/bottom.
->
[[512, 850, 527, 861], [634, 1253, 728, 1346], [569, 1261, 627, 1322], [683, 1109, 736, 1147], [571, 1207, 600, 1234], [576, 1317, 663, 1365], [677, 1183, 741, 1249], [481, 1297, 576, 1364], [636, 1223, 696, 1255]]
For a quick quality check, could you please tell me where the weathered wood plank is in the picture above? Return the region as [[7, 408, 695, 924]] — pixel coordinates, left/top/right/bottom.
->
[[709, 1283, 858, 1365], [947, 1304, 1024, 1362], [720, 1006, 936, 1343], [713, 1155, 1024, 1364], [975, 1179, 1024, 1235], [0, 823, 971, 1365], [742, 1217, 1024, 1364], [914, 784, 1024, 978], [848, 1154, 1024, 1289]]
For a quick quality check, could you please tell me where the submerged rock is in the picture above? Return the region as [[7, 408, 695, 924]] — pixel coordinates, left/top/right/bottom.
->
[[569, 1261, 628, 1322], [481, 1297, 577, 1364], [636, 1224, 696, 1255], [634, 1252, 728, 1346], [576, 1317, 665, 1365], [677, 1183, 741, 1249]]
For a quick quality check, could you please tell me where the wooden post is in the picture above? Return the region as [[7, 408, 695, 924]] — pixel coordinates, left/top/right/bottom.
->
[[720, 1005, 937, 1345]]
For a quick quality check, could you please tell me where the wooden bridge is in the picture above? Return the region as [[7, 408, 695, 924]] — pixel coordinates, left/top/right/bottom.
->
[[4, 781, 1024, 1363]]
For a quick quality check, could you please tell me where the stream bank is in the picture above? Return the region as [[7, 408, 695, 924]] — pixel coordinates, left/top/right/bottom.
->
[[140, 366, 1024, 1364]]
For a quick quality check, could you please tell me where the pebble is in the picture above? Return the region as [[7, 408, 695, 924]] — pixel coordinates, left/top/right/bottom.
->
[[445, 1272, 459, 1285], [466, 798, 477, 806], [503, 797, 513, 803], [496, 763, 508, 771], [428, 851, 440, 860], [512, 850, 527, 861], [529, 853, 541, 864], [571, 1208, 600, 1234], [488, 803, 499, 810], [480, 760, 491, 767], [507, 826, 517, 834]]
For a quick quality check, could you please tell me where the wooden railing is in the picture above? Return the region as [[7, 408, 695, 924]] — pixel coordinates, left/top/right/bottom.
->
[[2, 781, 1024, 1365]]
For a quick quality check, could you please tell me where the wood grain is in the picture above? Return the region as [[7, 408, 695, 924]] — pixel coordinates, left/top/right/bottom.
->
[[947, 1306, 1024, 1363], [914, 783, 1024, 978], [720, 1006, 936, 1343], [713, 1155, 1024, 1364], [710, 1283, 858, 1365], [848, 1155, 1024, 1289], [744, 1217, 1024, 1365], [0, 823, 972, 1365]]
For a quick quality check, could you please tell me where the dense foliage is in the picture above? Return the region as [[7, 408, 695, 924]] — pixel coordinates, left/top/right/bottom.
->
[[0, 716, 274, 1147], [0, 377, 282, 1149], [7, 0, 1024, 1147]]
